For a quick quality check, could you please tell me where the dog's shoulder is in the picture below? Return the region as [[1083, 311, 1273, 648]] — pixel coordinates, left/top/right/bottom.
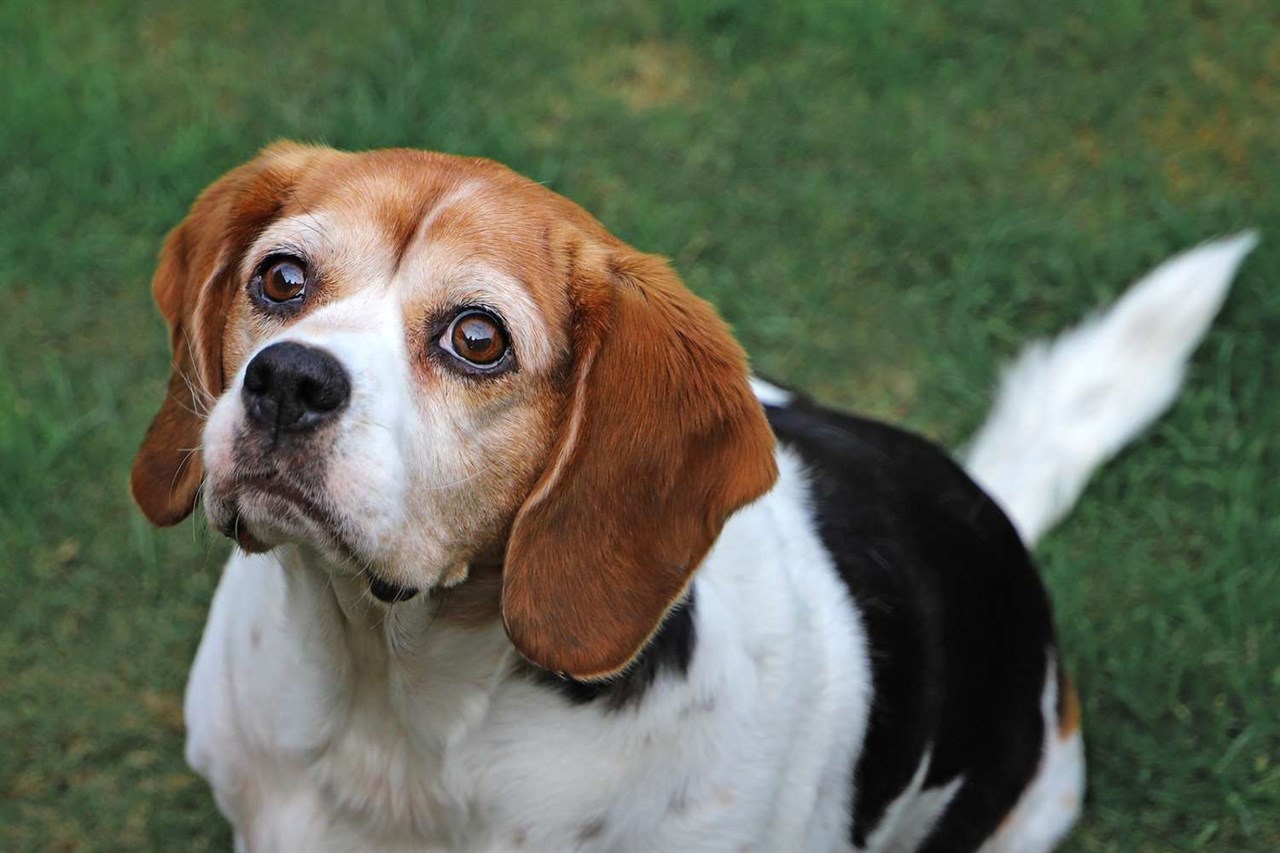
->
[[759, 381, 1020, 551]]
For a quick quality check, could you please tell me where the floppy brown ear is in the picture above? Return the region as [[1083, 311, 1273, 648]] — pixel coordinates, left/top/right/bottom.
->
[[502, 247, 778, 679], [131, 142, 323, 525]]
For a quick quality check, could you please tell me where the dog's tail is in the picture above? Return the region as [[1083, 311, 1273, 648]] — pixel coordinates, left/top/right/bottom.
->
[[964, 232, 1258, 548]]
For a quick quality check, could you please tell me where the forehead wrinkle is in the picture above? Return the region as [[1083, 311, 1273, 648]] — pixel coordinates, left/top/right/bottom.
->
[[362, 175, 471, 277], [390, 193, 441, 276], [401, 180, 485, 254]]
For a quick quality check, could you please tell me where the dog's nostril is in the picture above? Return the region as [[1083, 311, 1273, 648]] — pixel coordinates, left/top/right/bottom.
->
[[297, 374, 346, 414], [241, 342, 351, 433], [243, 356, 272, 395]]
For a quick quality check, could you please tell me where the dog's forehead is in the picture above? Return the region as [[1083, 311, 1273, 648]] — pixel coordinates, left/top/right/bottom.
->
[[242, 151, 586, 366], [289, 150, 587, 267]]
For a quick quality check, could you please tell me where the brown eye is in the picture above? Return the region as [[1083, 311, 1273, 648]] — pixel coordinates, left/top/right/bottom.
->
[[443, 310, 509, 368], [258, 257, 308, 303]]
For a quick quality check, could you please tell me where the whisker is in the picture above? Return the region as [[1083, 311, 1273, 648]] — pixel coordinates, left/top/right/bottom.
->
[[180, 368, 212, 413], [294, 210, 331, 245], [420, 461, 505, 492], [178, 329, 218, 404], [169, 445, 202, 497], [165, 387, 206, 419]]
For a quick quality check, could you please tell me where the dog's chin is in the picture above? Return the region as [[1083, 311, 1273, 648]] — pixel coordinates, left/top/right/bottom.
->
[[230, 524, 272, 554], [207, 480, 427, 603]]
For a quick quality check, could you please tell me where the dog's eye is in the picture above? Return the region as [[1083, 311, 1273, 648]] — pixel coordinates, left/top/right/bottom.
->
[[253, 257, 308, 305], [441, 310, 509, 368]]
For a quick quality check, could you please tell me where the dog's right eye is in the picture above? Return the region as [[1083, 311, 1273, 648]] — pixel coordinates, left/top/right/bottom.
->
[[438, 309, 512, 373], [251, 256, 309, 307]]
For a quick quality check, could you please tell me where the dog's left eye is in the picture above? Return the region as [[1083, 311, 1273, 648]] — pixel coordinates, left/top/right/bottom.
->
[[440, 309, 510, 369], [251, 255, 309, 308]]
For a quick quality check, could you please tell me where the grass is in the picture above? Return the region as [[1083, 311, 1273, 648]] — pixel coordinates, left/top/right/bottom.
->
[[2, 0, 1277, 849]]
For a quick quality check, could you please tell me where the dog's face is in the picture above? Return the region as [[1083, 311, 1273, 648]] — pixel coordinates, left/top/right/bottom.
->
[[131, 143, 777, 678]]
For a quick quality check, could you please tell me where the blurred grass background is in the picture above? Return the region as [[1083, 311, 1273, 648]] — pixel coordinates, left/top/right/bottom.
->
[[2, 0, 1278, 849]]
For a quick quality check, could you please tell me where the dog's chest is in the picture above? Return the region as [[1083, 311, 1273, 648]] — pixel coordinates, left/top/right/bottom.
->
[[305, 677, 476, 842], [221, 649, 762, 851], [284, 646, 583, 847], [190, 559, 712, 850]]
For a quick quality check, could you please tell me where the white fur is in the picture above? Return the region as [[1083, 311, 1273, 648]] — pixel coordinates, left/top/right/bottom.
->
[[185, 235, 1252, 850], [965, 232, 1257, 545], [748, 377, 794, 407], [862, 751, 962, 853]]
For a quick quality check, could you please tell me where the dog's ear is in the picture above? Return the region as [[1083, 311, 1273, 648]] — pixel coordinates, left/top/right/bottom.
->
[[131, 142, 323, 526], [502, 246, 778, 680]]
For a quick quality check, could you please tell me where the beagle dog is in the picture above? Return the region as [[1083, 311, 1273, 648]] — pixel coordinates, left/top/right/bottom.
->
[[131, 143, 1254, 852]]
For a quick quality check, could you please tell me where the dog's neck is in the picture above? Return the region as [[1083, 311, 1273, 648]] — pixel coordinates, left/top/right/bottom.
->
[[265, 541, 704, 719], [273, 543, 516, 706], [242, 544, 518, 832]]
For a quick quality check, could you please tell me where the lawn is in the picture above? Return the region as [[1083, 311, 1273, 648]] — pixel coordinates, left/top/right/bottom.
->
[[2, 0, 1277, 849]]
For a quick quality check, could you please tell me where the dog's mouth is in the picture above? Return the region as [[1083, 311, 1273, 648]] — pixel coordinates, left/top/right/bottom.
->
[[220, 474, 419, 603], [222, 474, 356, 560]]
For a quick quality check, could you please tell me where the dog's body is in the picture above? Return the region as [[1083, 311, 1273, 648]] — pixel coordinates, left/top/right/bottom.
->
[[186, 395, 1072, 853], [131, 144, 1254, 852]]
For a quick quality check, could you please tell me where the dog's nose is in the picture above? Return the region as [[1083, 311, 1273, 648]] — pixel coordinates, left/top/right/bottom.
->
[[242, 342, 351, 434]]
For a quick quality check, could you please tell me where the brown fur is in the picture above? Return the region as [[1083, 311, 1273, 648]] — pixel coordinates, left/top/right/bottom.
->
[[502, 243, 778, 679], [1058, 672, 1082, 738]]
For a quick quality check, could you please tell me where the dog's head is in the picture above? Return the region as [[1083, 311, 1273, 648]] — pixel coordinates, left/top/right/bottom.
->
[[132, 143, 777, 679]]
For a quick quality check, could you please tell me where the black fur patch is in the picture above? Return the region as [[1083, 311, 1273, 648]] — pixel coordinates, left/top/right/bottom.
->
[[765, 398, 1054, 852], [522, 588, 698, 711]]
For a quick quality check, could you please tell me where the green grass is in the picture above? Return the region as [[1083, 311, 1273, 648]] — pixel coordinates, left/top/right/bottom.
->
[[2, 0, 1277, 849]]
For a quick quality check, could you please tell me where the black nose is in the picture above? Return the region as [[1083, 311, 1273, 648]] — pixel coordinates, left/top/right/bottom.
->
[[242, 342, 351, 434]]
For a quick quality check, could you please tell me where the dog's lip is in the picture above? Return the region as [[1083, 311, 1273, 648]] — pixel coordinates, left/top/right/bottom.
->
[[224, 516, 270, 553], [228, 474, 358, 562], [239, 475, 334, 522]]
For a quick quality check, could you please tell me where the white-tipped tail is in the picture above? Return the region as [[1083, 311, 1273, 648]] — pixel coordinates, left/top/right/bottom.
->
[[965, 232, 1258, 547]]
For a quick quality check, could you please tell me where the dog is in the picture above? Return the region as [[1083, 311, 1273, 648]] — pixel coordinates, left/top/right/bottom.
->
[[130, 142, 1255, 852]]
